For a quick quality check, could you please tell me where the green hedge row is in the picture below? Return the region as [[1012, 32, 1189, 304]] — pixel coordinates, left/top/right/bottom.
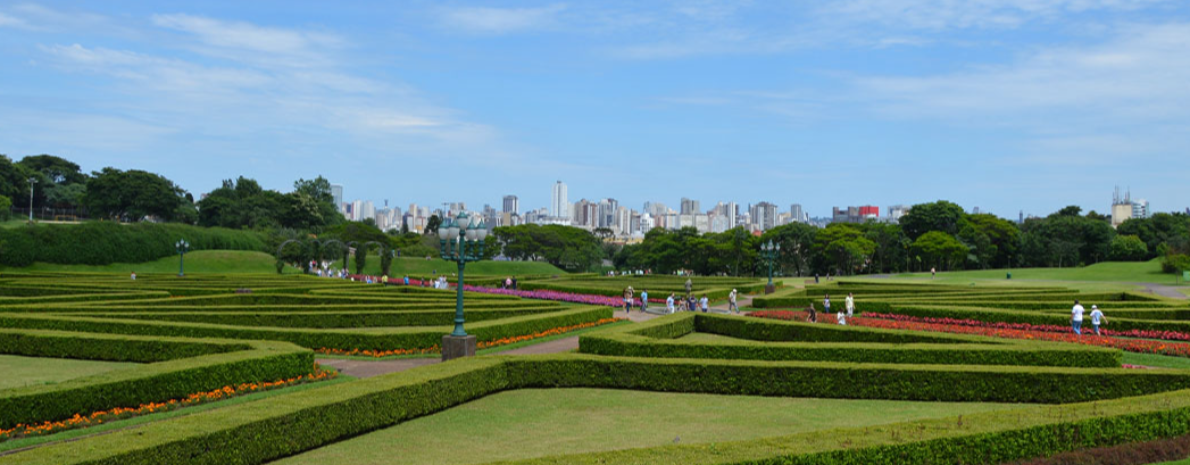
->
[[77, 307, 568, 328], [0, 335, 311, 429], [0, 222, 267, 267], [519, 281, 767, 300], [0, 306, 612, 351], [11, 355, 1190, 465], [10, 300, 564, 314], [0, 329, 247, 362], [578, 314, 1120, 368]]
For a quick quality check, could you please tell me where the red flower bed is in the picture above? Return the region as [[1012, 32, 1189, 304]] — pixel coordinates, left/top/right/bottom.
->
[[748, 310, 1190, 359], [862, 312, 1190, 343]]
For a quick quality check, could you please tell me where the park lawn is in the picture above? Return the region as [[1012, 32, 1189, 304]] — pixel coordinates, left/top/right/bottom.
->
[[676, 332, 758, 344], [272, 388, 1022, 465], [374, 257, 565, 277], [895, 259, 1170, 283], [1155, 457, 1190, 465], [0, 354, 139, 390], [1121, 352, 1190, 370]]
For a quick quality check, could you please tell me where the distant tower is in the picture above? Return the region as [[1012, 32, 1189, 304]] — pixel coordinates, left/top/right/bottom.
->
[[1111, 186, 1134, 227], [551, 181, 569, 219]]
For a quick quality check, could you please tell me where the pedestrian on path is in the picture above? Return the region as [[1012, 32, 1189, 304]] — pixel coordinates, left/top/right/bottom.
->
[[824, 294, 832, 317], [807, 303, 818, 323], [845, 293, 855, 318], [729, 289, 738, 313], [1090, 305, 1108, 335], [1071, 300, 1085, 335], [641, 289, 649, 312], [667, 293, 675, 314], [623, 287, 634, 313], [931, 267, 936, 279], [131, 271, 136, 281], [700, 295, 709, 313]]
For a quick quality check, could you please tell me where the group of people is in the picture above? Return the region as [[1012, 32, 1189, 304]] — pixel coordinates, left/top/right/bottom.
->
[[501, 276, 519, 290], [662, 292, 710, 313], [1071, 300, 1108, 335], [805, 292, 857, 325], [620, 285, 743, 315]]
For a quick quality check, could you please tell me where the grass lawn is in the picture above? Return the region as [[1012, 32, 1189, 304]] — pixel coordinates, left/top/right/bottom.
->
[[1, 250, 566, 277], [1121, 352, 1190, 370], [0, 354, 139, 390], [676, 332, 757, 344], [894, 259, 1175, 284], [273, 388, 1022, 465]]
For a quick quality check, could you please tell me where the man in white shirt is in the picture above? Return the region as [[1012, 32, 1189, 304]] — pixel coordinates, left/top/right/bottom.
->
[[666, 293, 675, 314], [1071, 300, 1085, 335], [1090, 305, 1107, 335], [728, 289, 738, 313], [845, 293, 855, 318], [699, 295, 709, 313]]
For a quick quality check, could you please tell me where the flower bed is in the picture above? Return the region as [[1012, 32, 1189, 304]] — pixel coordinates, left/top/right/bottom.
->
[[748, 310, 1190, 359], [0, 365, 337, 442], [314, 317, 624, 358], [863, 312, 1190, 343]]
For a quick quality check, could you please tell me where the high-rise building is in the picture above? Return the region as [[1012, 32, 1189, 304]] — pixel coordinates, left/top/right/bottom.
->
[[551, 181, 568, 219], [330, 184, 343, 213], [502, 195, 519, 214], [749, 202, 779, 231], [888, 205, 910, 222], [1132, 199, 1149, 220], [680, 198, 701, 215], [1111, 187, 1134, 227], [790, 204, 804, 223]]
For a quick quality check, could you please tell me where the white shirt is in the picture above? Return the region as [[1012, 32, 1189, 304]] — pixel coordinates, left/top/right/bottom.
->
[[666, 296, 675, 309], [1072, 304, 1085, 322], [824, 298, 831, 309], [700, 297, 708, 309], [1090, 309, 1103, 325], [845, 296, 854, 311]]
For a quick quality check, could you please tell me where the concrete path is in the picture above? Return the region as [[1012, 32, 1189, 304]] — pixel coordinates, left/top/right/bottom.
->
[[1134, 283, 1188, 300]]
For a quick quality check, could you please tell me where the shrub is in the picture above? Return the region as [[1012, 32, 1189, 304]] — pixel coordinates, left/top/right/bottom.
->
[[0, 222, 267, 267]]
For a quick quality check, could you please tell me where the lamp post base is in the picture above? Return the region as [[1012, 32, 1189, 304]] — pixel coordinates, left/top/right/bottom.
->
[[765, 284, 776, 295], [441, 334, 477, 361]]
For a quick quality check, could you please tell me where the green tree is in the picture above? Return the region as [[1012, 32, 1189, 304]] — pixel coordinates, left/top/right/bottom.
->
[[425, 215, 442, 235], [82, 168, 185, 221], [812, 224, 877, 275], [911, 231, 968, 271], [0, 195, 11, 220], [0, 155, 34, 206], [761, 222, 817, 277], [353, 244, 368, 275], [1109, 235, 1149, 261], [899, 201, 965, 240]]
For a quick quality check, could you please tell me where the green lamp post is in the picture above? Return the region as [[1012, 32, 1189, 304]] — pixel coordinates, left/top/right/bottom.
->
[[759, 240, 780, 294], [176, 239, 190, 277], [437, 211, 488, 360]]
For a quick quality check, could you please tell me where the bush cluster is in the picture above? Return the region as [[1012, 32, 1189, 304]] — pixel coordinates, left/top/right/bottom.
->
[[0, 222, 266, 267]]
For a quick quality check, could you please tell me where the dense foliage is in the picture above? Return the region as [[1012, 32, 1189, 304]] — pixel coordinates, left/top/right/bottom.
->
[[493, 224, 604, 271], [197, 176, 342, 230], [0, 222, 267, 267]]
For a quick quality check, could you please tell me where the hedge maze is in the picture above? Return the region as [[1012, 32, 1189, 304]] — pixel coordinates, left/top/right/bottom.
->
[[6, 274, 1190, 464]]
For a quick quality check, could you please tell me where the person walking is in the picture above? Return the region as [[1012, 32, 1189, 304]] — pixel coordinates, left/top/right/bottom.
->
[[931, 267, 936, 279], [1071, 300, 1085, 335], [666, 293, 675, 314], [845, 293, 855, 318], [684, 278, 693, 296], [623, 287, 634, 314], [511, 276, 518, 290], [131, 271, 136, 281], [641, 289, 649, 313], [404, 275, 410, 286], [823, 294, 832, 318], [807, 303, 818, 323], [505, 276, 512, 289], [1090, 305, 1108, 335], [728, 289, 739, 313], [699, 294, 709, 313]]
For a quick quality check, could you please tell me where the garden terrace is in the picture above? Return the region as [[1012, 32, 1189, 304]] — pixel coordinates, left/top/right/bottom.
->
[[516, 274, 769, 299]]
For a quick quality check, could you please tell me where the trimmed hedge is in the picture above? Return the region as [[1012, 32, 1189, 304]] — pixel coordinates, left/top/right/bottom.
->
[[76, 307, 568, 328], [0, 222, 267, 267], [578, 314, 1121, 368], [888, 305, 1190, 334], [0, 333, 311, 429], [0, 329, 246, 362], [0, 306, 612, 351]]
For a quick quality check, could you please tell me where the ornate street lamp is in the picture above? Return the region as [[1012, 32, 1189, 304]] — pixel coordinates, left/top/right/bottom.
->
[[176, 239, 190, 277], [437, 211, 487, 360], [27, 177, 37, 222], [759, 240, 780, 294]]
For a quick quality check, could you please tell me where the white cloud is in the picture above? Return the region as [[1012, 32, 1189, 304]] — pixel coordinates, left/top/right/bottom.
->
[[0, 11, 30, 29], [818, 0, 1170, 31], [437, 4, 566, 34]]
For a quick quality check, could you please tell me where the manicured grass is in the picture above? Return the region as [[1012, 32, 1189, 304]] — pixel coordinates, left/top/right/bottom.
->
[[896, 259, 1172, 283], [0, 354, 139, 390], [273, 388, 1022, 465], [1121, 352, 1190, 370], [676, 332, 756, 344], [1155, 457, 1190, 465]]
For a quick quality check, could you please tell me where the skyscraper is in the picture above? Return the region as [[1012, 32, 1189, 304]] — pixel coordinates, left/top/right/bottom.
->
[[551, 181, 569, 219], [680, 198, 700, 215], [502, 195, 519, 214], [790, 204, 804, 223], [330, 184, 343, 213]]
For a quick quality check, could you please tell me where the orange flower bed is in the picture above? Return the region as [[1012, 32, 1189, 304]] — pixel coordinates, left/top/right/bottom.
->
[[477, 318, 623, 349], [0, 365, 336, 442], [314, 318, 625, 358]]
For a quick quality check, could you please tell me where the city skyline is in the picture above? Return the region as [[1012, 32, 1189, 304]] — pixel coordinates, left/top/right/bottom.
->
[[2, 2, 1189, 216]]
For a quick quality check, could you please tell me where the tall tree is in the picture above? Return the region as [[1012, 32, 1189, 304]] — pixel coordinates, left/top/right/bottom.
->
[[900, 201, 965, 240], [82, 168, 187, 221]]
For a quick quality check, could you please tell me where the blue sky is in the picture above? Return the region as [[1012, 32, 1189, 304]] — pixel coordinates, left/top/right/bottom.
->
[[2, 1, 1188, 218]]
